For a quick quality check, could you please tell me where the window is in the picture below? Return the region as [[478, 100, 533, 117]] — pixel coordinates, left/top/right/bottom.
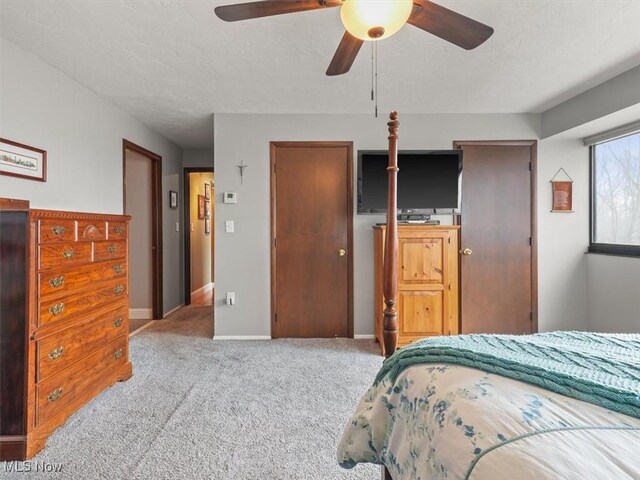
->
[[590, 131, 640, 256]]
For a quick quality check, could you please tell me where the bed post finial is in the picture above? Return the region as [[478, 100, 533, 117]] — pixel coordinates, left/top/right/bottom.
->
[[383, 111, 400, 358]]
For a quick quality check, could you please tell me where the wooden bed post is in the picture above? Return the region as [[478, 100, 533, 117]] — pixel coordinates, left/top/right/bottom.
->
[[383, 112, 400, 359]]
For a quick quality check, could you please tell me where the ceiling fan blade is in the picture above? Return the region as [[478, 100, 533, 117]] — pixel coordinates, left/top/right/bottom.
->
[[215, 0, 342, 22], [326, 31, 364, 76], [408, 0, 494, 50]]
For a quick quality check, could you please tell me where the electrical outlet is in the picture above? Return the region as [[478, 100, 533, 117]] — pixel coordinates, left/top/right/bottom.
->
[[175, 222, 180, 232], [226, 292, 236, 306]]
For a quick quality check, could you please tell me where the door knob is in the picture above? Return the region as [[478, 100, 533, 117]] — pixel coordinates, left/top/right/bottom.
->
[[338, 249, 347, 257], [462, 248, 473, 256]]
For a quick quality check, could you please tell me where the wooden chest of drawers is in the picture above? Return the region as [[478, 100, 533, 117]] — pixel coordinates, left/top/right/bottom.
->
[[0, 200, 132, 460]]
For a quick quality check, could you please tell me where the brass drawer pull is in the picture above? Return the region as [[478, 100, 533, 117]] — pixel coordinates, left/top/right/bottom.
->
[[48, 346, 65, 360], [113, 226, 124, 235], [48, 275, 65, 288], [113, 317, 123, 328], [62, 249, 75, 259], [113, 348, 124, 360], [113, 265, 124, 274], [51, 225, 66, 236], [107, 244, 117, 254], [114, 284, 125, 294], [47, 387, 64, 403], [49, 303, 65, 316]]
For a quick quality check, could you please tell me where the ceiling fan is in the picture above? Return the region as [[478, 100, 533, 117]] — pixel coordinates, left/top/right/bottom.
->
[[214, 0, 494, 76]]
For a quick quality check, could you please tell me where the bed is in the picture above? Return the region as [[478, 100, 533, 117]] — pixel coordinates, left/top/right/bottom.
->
[[337, 112, 640, 479]]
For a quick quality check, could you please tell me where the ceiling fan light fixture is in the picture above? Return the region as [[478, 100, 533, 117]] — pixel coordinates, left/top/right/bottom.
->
[[340, 0, 413, 41]]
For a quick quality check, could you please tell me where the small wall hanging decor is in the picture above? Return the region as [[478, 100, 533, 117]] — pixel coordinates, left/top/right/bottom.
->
[[205, 200, 211, 218], [237, 160, 247, 184], [0, 138, 47, 182], [169, 190, 178, 209], [205, 217, 211, 235], [550, 167, 573, 213], [205, 182, 211, 200]]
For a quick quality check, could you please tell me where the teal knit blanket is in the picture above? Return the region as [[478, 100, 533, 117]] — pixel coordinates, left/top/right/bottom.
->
[[375, 331, 640, 419]]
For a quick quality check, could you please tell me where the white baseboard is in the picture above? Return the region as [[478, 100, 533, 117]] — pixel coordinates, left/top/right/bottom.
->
[[191, 282, 214, 296], [213, 335, 272, 340], [354, 334, 375, 340], [129, 320, 155, 337], [129, 308, 153, 320], [163, 304, 184, 318]]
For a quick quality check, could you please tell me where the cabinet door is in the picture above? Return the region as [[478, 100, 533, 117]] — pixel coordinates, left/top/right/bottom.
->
[[398, 290, 445, 337], [397, 231, 454, 342]]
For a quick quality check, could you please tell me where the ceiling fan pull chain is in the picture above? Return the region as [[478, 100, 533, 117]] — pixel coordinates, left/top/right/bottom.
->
[[370, 41, 374, 102], [375, 40, 379, 118]]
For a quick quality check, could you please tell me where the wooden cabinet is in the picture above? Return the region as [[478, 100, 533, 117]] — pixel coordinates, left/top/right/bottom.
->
[[0, 200, 132, 460], [374, 225, 459, 356]]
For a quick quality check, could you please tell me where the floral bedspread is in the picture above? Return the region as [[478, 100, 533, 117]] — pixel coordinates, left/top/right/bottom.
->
[[337, 364, 640, 479]]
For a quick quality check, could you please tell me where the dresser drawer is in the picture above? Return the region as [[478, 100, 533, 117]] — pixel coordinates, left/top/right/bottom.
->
[[94, 241, 126, 262], [36, 335, 127, 425], [39, 279, 128, 327], [39, 242, 92, 270], [107, 222, 127, 240], [36, 304, 128, 382], [38, 219, 76, 243], [39, 260, 127, 299], [78, 220, 107, 242]]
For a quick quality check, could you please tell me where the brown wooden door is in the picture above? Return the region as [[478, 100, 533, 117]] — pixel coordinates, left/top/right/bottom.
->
[[271, 142, 353, 338], [455, 142, 537, 334]]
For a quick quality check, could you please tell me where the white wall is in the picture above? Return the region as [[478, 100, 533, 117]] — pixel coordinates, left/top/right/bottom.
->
[[212, 113, 591, 338], [587, 255, 640, 333], [0, 38, 184, 315]]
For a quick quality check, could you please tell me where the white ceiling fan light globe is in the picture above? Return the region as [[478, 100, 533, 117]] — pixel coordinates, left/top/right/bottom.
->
[[340, 0, 414, 41]]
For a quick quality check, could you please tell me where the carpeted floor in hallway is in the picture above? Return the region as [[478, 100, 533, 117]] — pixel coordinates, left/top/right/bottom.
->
[[2, 305, 383, 479]]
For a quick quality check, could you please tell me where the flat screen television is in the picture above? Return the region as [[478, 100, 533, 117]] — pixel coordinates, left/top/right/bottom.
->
[[357, 150, 462, 215]]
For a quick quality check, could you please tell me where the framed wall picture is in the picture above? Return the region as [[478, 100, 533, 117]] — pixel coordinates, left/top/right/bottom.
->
[[205, 182, 211, 200], [198, 194, 206, 219], [169, 190, 178, 209], [205, 217, 211, 235], [0, 138, 47, 182], [205, 200, 211, 218]]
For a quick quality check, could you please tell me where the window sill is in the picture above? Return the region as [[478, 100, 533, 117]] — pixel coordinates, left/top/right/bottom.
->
[[587, 246, 640, 259]]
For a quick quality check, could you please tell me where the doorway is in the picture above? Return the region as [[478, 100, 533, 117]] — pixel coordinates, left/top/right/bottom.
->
[[122, 140, 163, 330], [270, 142, 354, 338], [453, 140, 537, 334], [184, 167, 215, 307]]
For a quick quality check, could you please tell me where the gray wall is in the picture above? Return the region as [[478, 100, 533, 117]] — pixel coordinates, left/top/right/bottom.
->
[[183, 148, 214, 169], [587, 255, 640, 333], [213, 113, 592, 338], [0, 37, 184, 316], [540, 69, 640, 334], [542, 65, 640, 138]]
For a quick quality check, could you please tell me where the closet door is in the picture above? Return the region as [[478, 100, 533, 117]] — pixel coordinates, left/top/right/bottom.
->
[[454, 141, 537, 335], [270, 142, 353, 338]]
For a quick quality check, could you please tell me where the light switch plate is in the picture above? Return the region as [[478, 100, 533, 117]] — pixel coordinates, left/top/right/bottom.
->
[[225, 220, 234, 233]]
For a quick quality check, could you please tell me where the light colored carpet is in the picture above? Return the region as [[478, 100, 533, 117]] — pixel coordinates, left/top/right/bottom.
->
[[3, 306, 382, 479]]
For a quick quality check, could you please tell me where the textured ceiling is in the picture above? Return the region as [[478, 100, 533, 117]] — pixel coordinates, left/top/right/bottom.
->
[[1, 1, 639, 148]]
